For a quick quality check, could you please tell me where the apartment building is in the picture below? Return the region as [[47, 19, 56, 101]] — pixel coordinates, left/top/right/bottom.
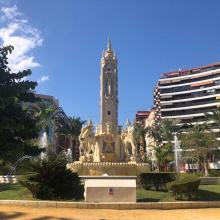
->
[[154, 62, 220, 169], [154, 62, 220, 125]]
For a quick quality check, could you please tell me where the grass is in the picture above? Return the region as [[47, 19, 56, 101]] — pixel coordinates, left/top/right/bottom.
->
[[0, 184, 33, 200], [0, 184, 220, 202], [137, 188, 175, 202], [137, 185, 220, 202], [196, 185, 220, 201]]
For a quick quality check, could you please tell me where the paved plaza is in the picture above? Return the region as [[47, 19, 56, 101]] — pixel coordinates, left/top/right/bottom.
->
[[0, 206, 220, 220]]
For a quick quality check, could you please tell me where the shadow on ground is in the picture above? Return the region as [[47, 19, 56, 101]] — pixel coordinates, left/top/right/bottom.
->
[[32, 217, 75, 220], [0, 212, 26, 219], [0, 212, 76, 220], [137, 198, 160, 202], [194, 189, 220, 201]]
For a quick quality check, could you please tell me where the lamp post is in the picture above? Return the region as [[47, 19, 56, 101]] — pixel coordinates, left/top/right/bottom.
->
[[173, 132, 180, 173]]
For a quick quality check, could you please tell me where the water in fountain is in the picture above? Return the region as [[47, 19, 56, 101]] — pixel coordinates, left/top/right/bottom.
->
[[38, 130, 48, 159], [7, 155, 32, 176], [66, 148, 73, 163]]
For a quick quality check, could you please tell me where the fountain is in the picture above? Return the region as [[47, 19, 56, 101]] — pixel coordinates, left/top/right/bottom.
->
[[68, 38, 149, 176], [7, 155, 32, 176]]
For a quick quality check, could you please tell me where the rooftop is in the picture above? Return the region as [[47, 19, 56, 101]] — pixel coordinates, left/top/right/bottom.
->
[[161, 61, 220, 79]]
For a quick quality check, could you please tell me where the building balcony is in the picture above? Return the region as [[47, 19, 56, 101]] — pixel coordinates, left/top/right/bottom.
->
[[160, 80, 220, 94], [159, 72, 220, 87], [160, 93, 220, 104], [160, 65, 220, 81], [161, 106, 216, 118], [160, 89, 220, 102], [161, 98, 219, 110], [160, 84, 220, 96], [159, 75, 220, 89]]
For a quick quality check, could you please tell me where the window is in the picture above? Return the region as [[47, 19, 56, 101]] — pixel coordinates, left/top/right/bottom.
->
[[107, 111, 111, 115], [215, 80, 220, 85]]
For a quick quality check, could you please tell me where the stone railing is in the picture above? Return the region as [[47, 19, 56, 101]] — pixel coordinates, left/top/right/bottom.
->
[[0, 175, 17, 184], [69, 162, 148, 166], [200, 177, 220, 185]]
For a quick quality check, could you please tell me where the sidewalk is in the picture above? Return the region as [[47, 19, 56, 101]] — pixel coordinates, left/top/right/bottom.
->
[[0, 205, 220, 220]]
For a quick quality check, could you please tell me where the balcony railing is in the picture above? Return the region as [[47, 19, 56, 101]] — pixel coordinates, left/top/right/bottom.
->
[[162, 106, 217, 117]]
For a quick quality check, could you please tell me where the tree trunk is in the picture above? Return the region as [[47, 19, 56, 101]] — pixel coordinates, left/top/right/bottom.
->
[[204, 157, 209, 177]]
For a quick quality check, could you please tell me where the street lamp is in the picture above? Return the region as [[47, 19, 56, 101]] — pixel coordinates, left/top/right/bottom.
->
[[173, 132, 180, 173]]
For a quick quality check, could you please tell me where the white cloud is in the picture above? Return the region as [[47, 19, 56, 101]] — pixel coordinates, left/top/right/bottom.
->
[[38, 75, 49, 84], [0, 5, 43, 72], [1, 5, 22, 20]]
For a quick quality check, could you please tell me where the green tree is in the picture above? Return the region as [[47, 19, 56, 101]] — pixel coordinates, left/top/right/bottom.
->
[[0, 46, 42, 163], [37, 104, 55, 136], [152, 144, 173, 171], [55, 111, 85, 160], [35, 104, 56, 150], [205, 108, 220, 127], [19, 151, 84, 200], [146, 119, 179, 171], [180, 123, 220, 176], [133, 123, 147, 149]]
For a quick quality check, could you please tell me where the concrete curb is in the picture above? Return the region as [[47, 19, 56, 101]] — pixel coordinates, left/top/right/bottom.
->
[[0, 200, 220, 209]]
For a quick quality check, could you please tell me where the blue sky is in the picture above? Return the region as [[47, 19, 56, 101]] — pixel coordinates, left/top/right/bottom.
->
[[1, 0, 220, 125]]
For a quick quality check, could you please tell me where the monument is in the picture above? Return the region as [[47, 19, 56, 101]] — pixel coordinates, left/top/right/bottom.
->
[[68, 37, 149, 175]]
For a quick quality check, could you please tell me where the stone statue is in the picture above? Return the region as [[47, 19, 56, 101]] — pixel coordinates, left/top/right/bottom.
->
[[121, 120, 137, 162], [79, 119, 96, 162]]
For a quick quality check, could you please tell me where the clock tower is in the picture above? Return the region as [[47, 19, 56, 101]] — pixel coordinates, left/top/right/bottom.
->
[[100, 36, 118, 134]]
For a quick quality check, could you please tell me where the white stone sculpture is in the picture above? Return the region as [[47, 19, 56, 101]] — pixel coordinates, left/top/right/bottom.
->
[[79, 120, 96, 162], [121, 120, 137, 162]]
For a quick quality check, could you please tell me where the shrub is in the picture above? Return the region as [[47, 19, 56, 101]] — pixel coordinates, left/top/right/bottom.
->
[[168, 174, 200, 200], [19, 152, 84, 200], [0, 160, 10, 175], [208, 170, 220, 177], [138, 172, 176, 191]]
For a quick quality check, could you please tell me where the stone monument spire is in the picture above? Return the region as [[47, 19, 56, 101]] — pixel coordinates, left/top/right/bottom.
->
[[107, 35, 112, 51], [100, 37, 118, 133]]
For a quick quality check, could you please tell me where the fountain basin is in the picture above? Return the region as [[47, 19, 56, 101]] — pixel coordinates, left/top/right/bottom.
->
[[67, 161, 149, 176]]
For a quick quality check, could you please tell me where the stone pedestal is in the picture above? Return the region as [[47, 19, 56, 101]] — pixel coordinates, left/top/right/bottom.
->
[[82, 176, 136, 202]]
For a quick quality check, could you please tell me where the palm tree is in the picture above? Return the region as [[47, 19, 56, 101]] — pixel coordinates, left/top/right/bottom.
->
[[55, 114, 85, 161], [38, 104, 55, 135], [146, 119, 179, 171], [19, 151, 83, 200], [133, 123, 147, 150], [154, 143, 173, 171], [208, 108, 220, 121], [205, 108, 220, 130]]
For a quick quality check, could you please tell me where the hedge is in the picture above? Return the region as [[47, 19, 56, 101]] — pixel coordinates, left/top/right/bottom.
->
[[138, 172, 176, 191], [168, 174, 201, 200]]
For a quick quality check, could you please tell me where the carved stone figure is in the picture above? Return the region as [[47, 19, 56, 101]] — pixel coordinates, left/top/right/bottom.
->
[[121, 120, 137, 162], [79, 120, 96, 162]]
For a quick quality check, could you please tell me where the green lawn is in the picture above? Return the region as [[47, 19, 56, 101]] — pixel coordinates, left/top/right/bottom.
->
[[0, 184, 33, 200], [137, 188, 175, 202], [0, 184, 220, 202], [137, 185, 220, 202]]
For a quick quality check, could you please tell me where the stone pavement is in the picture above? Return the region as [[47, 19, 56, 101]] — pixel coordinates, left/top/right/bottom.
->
[[0, 205, 220, 220]]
